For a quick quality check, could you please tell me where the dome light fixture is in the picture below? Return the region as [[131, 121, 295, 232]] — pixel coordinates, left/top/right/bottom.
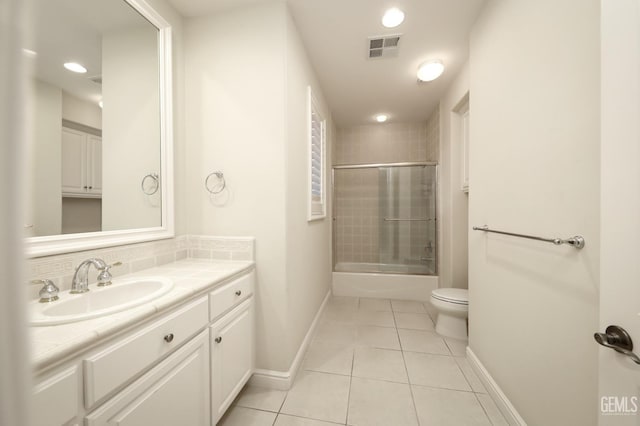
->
[[375, 114, 389, 123], [64, 62, 87, 74], [417, 60, 444, 82], [382, 8, 405, 28]]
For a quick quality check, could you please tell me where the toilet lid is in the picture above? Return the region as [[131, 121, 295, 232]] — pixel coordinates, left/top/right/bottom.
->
[[432, 288, 469, 305]]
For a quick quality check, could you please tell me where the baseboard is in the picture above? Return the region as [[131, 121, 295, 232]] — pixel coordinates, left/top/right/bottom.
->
[[249, 289, 331, 390], [466, 347, 527, 426]]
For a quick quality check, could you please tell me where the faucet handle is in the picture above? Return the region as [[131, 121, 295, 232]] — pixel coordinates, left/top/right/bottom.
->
[[33, 279, 59, 303], [97, 261, 122, 287]]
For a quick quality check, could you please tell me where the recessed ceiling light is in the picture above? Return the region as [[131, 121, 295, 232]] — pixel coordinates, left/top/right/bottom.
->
[[382, 8, 405, 28], [98, 100, 103, 109], [375, 114, 388, 123], [417, 60, 444, 82], [64, 62, 87, 73]]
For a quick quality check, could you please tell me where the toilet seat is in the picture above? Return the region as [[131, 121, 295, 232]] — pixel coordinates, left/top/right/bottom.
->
[[431, 288, 468, 305]]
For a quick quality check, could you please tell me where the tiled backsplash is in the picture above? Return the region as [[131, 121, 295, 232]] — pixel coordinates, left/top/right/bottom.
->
[[26, 235, 255, 300]]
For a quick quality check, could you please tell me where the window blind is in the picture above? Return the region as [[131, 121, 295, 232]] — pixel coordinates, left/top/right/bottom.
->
[[309, 89, 325, 219]]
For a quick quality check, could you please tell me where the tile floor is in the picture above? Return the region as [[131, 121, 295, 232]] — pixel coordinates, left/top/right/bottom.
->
[[218, 297, 508, 426]]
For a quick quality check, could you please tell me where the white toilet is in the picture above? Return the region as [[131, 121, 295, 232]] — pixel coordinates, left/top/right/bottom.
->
[[430, 288, 469, 340]]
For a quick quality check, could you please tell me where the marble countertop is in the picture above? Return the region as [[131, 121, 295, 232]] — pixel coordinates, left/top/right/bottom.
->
[[30, 258, 254, 373]]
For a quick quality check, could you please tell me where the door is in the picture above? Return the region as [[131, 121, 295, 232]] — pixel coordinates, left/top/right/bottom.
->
[[598, 0, 640, 423], [378, 165, 437, 275]]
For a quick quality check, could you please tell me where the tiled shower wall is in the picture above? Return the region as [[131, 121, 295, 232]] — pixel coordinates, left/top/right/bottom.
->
[[426, 108, 440, 162], [26, 235, 255, 300], [334, 168, 379, 264], [333, 117, 439, 267]]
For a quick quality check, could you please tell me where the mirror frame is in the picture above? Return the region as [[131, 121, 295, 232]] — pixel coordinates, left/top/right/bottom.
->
[[26, 0, 174, 258]]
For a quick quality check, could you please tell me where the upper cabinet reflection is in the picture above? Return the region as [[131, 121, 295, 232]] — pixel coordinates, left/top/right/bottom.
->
[[26, 0, 161, 238]]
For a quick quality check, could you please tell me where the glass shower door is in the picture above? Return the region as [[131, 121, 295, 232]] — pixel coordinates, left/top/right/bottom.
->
[[378, 165, 436, 275]]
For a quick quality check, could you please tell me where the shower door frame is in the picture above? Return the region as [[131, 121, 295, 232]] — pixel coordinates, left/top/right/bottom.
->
[[331, 161, 439, 276]]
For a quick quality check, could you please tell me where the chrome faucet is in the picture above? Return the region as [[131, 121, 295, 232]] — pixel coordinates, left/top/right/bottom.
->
[[71, 258, 107, 294]]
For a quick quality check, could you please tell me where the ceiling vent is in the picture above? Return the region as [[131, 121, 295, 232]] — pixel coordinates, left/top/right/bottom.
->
[[89, 75, 102, 85], [368, 34, 401, 59]]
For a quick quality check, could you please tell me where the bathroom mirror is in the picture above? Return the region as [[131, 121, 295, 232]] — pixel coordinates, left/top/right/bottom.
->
[[25, 0, 174, 257]]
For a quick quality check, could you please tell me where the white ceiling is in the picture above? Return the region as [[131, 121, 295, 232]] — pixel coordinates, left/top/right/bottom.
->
[[169, 0, 485, 127], [28, 0, 155, 104]]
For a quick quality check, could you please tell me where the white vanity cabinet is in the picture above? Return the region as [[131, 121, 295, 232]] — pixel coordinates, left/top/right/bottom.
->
[[61, 126, 102, 198], [209, 271, 255, 424], [31, 268, 256, 426]]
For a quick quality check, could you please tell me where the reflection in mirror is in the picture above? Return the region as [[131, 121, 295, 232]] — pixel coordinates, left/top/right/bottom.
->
[[26, 0, 162, 238]]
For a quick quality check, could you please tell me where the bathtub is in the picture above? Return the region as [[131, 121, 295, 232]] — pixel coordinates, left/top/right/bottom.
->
[[332, 262, 439, 301]]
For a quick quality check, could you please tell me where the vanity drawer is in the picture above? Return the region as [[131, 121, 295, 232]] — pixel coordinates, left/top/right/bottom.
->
[[209, 271, 254, 321], [83, 296, 208, 409]]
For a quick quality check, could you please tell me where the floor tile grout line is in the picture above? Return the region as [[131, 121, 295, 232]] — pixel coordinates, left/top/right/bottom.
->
[[454, 356, 484, 394], [396, 307, 422, 426], [409, 382, 480, 394], [472, 392, 497, 426], [344, 347, 355, 426], [274, 412, 346, 425], [344, 298, 360, 426]]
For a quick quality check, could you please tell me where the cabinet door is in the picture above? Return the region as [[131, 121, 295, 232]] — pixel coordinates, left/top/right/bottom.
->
[[32, 366, 80, 426], [87, 135, 102, 195], [211, 298, 254, 423], [61, 127, 86, 194], [85, 330, 210, 426]]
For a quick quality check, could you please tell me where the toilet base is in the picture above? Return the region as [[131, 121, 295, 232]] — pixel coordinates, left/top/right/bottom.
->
[[435, 313, 468, 340]]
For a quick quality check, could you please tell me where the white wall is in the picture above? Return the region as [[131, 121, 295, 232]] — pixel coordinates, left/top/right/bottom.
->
[[284, 7, 333, 363], [185, 1, 332, 373], [185, 2, 289, 372], [468, 1, 599, 424], [28, 79, 62, 237], [102, 26, 162, 231], [62, 92, 102, 129], [438, 62, 469, 289]]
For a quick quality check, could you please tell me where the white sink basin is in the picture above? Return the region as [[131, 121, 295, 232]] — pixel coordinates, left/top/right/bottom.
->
[[30, 276, 174, 326]]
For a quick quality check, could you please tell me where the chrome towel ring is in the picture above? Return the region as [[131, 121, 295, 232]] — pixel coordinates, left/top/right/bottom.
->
[[141, 173, 159, 195], [205, 171, 226, 194]]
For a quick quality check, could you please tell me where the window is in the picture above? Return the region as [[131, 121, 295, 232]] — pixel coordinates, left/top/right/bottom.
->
[[454, 94, 470, 193], [308, 87, 326, 221]]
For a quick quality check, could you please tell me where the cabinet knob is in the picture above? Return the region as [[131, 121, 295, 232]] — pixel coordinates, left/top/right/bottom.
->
[[83, 186, 88, 189], [164, 333, 174, 343], [235, 290, 242, 296], [215, 336, 222, 343], [89, 186, 93, 190]]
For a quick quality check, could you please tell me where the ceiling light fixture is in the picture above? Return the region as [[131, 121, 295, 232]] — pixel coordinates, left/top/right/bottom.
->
[[417, 60, 444, 82], [98, 100, 103, 109], [64, 62, 87, 74], [382, 8, 405, 28], [375, 114, 388, 123]]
